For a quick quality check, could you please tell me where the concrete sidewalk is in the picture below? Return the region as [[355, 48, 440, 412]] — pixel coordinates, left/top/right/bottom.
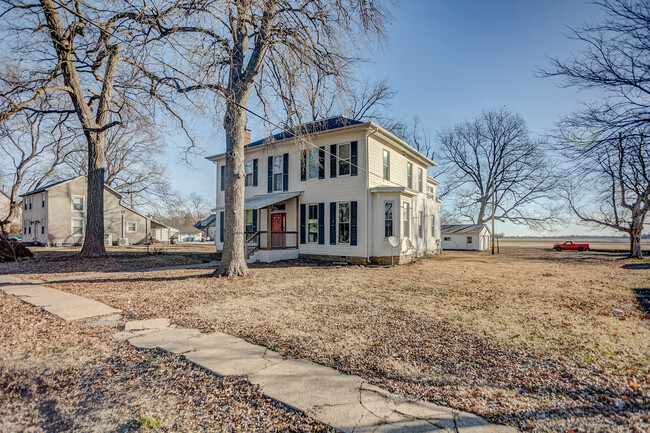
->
[[0, 275, 120, 321], [1, 274, 518, 432]]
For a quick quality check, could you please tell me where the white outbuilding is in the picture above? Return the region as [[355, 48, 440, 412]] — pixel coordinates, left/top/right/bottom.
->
[[441, 224, 491, 251]]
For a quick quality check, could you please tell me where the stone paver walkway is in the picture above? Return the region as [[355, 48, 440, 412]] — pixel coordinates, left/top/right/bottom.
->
[[1, 274, 518, 433]]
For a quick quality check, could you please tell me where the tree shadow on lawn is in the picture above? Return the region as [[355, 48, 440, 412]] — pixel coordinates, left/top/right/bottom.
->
[[633, 288, 650, 315], [45, 272, 215, 286], [621, 262, 650, 270]]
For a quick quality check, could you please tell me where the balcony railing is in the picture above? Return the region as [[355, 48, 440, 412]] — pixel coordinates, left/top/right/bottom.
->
[[245, 230, 299, 259]]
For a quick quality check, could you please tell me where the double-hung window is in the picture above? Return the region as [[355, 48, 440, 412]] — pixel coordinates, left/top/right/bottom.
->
[[338, 144, 351, 175], [427, 185, 434, 200], [307, 149, 319, 179], [71, 218, 84, 236], [127, 221, 137, 233], [41, 194, 46, 208], [273, 156, 283, 191], [71, 195, 84, 212], [338, 202, 350, 243], [403, 202, 410, 238], [383, 150, 390, 181], [245, 161, 254, 186], [41, 218, 45, 234], [418, 168, 423, 192], [245, 210, 254, 234], [307, 204, 318, 242], [384, 202, 393, 237], [419, 211, 424, 238], [407, 163, 413, 189], [28, 196, 32, 210], [431, 214, 436, 235]]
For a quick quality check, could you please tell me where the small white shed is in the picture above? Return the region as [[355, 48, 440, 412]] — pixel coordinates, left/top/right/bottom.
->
[[441, 224, 491, 251]]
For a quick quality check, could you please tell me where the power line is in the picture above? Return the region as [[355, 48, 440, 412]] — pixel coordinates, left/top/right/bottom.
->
[[47, 0, 437, 194]]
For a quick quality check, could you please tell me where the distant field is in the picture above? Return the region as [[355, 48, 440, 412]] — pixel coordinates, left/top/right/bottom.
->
[[499, 237, 638, 250]]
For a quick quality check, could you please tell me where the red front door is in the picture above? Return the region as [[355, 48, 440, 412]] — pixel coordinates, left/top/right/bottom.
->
[[271, 213, 286, 247]]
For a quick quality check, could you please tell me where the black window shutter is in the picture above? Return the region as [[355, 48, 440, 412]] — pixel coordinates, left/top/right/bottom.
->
[[350, 201, 358, 245], [318, 203, 325, 245], [330, 144, 337, 178], [300, 203, 306, 244], [301, 151, 306, 181], [252, 209, 258, 233], [351, 141, 358, 176], [282, 153, 289, 191], [318, 147, 325, 179], [220, 165, 225, 191], [330, 202, 336, 245], [253, 159, 258, 187], [219, 211, 224, 242], [267, 156, 273, 193]]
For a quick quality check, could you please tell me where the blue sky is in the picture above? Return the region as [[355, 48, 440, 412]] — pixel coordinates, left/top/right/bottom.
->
[[166, 0, 608, 236]]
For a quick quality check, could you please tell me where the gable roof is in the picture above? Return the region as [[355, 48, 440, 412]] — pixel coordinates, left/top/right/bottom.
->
[[194, 213, 216, 229], [19, 175, 125, 199], [441, 224, 490, 235], [173, 225, 204, 234]]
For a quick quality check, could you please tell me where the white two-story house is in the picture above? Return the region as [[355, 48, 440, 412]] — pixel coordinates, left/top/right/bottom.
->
[[207, 116, 442, 264]]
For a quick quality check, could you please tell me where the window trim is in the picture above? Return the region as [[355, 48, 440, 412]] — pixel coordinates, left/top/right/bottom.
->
[[384, 201, 394, 238], [41, 193, 46, 208], [338, 143, 351, 176], [28, 196, 32, 210], [407, 162, 413, 189], [418, 211, 424, 238], [418, 168, 423, 193], [244, 161, 254, 186], [71, 217, 84, 236], [126, 221, 138, 233], [307, 149, 320, 180], [41, 218, 45, 235], [467, 236, 473, 244], [245, 209, 254, 234], [402, 202, 410, 238], [383, 149, 390, 181], [338, 202, 351, 244], [443, 236, 451, 241], [71, 195, 85, 212], [427, 185, 434, 200], [307, 204, 319, 243], [273, 155, 284, 191]]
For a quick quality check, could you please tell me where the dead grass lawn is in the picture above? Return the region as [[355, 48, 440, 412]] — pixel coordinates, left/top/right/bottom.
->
[[31, 248, 650, 432]]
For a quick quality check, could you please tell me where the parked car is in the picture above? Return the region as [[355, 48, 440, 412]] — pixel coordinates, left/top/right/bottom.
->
[[553, 241, 590, 252]]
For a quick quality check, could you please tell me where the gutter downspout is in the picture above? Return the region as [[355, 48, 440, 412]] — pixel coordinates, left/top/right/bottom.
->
[[366, 125, 379, 263]]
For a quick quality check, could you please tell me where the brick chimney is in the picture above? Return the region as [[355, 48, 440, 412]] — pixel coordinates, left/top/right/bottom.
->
[[244, 129, 251, 145]]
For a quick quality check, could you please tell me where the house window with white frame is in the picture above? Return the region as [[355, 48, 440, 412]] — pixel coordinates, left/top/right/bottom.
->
[[407, 163, 413, 189], [127, 221, 137, 233], [245, 161, 254, 186], [338, 202, 350, 243], [383, 150, 390, 181], [418, 168, 423, 192], [444, 236, 451, 241], [273, 156, 283, 191], [41, 193, 46, 208], [28, 196, 32, 210], [307, 149, 319, 179], [71, 195, 84, 212], [338, 143, 351, 175], [384, 202, 393, 238], [403, 202, 410, 238], [427, 185, 434, 200], [245, 210, 254, 234], [307, 204, 318, 242], [431, 214, 436, 235], [71, 218, 84, 236], [41, 218, 45, 234], [419, 211, 424, 238], [467, 236, 473, 244]]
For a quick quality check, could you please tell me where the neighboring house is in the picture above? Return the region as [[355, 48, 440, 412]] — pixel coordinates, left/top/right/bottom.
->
[[0, 190, 22, 234], [441, 224, 491, 251], [150, 222, 178, 244], [207, 116, 442, 264], [194, 214, 217, 240], [20, 176, 159, 246], [171, 225, 204, 242]]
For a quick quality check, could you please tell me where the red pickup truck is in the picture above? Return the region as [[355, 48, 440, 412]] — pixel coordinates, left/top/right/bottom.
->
[[553, 241, 590, 251]]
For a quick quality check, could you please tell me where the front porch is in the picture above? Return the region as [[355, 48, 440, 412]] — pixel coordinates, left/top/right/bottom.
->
[[238, 192, 301, 263]]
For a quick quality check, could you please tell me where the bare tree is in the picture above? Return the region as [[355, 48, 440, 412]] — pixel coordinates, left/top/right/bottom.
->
[[158, 0, 388, 276], [153, 192, 211, 227], [438, 108, 559, 230], [563, 133, 649, 258], [0, 1, 200, 256], [63, 114, 171, 212], [0, 108, 77, 235], [541, 0, 650, 142]]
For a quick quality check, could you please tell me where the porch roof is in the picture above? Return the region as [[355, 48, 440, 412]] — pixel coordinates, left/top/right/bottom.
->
[[213, 191, 301, 211]]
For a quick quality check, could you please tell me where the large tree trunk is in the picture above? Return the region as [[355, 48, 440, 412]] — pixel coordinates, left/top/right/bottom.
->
[[215, 100, 249, 277], [79, 133, 107, 256]]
